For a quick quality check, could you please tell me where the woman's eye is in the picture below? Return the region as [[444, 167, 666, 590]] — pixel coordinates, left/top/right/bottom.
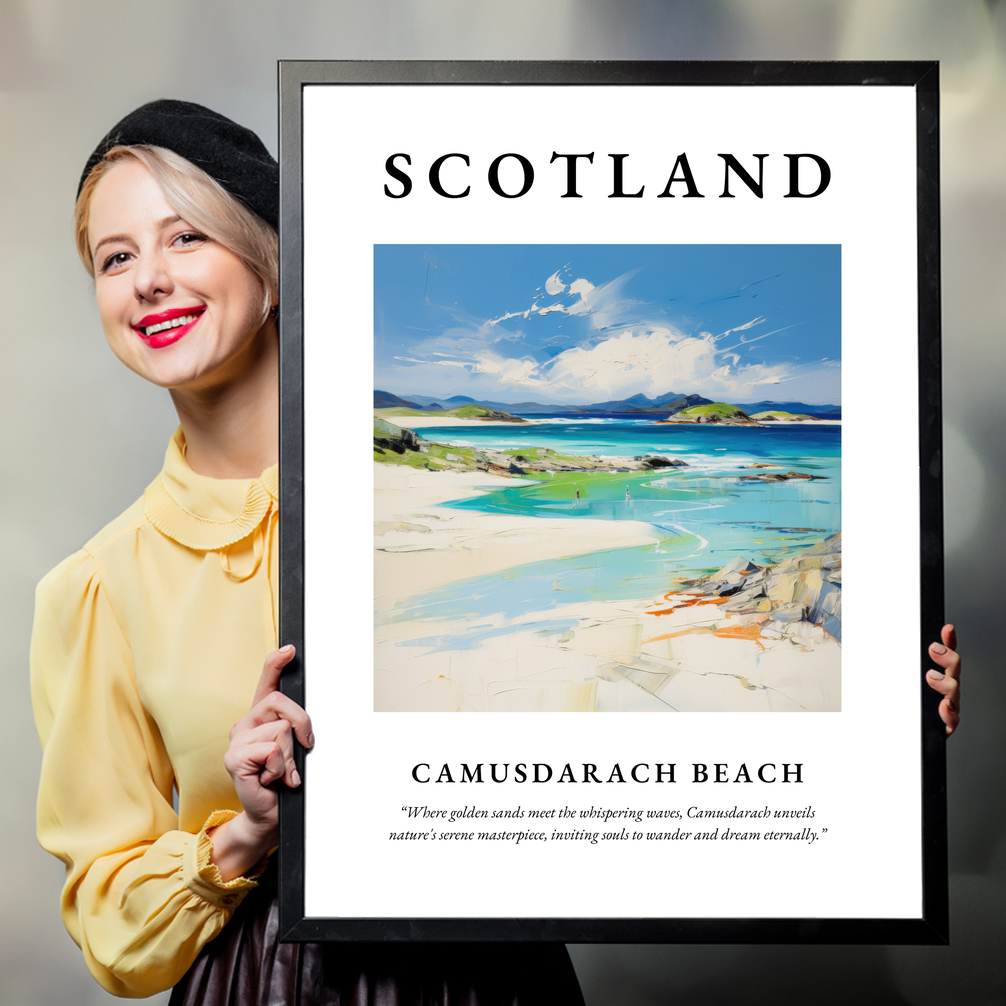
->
[[101, 251, 132, 273], [173, 231, 208, 248]]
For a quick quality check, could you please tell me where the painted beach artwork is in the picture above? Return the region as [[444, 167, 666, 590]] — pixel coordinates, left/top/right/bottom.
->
[[373, 245, 841, 713]]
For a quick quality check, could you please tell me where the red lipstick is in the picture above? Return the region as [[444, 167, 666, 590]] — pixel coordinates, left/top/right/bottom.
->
[[132, 306, 206, 349]]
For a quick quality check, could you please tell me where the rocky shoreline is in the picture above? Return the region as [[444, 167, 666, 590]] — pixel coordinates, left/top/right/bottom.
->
[[653, 533, 842, 647], [373, 418, 689, 475]]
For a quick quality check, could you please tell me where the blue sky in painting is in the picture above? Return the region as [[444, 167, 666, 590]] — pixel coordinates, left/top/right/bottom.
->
[[374, 245, 840, 406]]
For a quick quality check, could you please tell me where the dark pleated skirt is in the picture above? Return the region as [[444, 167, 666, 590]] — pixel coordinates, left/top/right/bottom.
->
[[169, 869, 585, 1006]]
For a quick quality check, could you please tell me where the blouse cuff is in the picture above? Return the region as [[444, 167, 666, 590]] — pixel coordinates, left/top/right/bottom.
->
[[183, 810, 269, 909]]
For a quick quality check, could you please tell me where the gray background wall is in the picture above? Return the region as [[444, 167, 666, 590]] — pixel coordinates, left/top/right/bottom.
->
[[1, 2, 1003, 1003]]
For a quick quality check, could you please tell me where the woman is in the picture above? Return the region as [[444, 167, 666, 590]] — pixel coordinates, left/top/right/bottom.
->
[[33, 99, 963, 1003], [31, 100, 586, 1003]]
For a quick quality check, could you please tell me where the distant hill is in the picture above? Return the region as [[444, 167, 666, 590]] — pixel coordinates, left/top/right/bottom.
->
[[375, 390, 840, 418], [375, 404, 526, 423], [405, 393, 473, 409], [375, 390, 713, 415], [736, 400, 840, 419], [399, 394, 561, 414], [577, 393, 713, 413], [373, 390, 421, 409]]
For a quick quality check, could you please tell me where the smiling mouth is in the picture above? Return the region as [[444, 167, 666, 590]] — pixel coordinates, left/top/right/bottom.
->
[[135, 307, 206, 338], [142, 313, 199, 337], [131, 307, 207, 349]]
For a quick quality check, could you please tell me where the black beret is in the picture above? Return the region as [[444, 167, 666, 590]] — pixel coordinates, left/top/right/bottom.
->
[[78, 99, 278, 228]]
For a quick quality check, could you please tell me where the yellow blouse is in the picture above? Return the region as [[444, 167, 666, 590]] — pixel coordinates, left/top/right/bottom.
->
[[31, 429, 279, 998]]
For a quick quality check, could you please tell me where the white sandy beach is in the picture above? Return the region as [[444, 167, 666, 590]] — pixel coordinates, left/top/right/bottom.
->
[[375, 465, 662, 601], [374, 464, 841, 714]]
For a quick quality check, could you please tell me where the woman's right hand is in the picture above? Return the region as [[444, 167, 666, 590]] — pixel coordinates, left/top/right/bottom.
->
[[926, 624, 961, 737], [209, 645, 314, 881]]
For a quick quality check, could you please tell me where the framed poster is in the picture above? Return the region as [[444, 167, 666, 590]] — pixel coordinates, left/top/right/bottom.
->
[[277, 61, 946, 943]]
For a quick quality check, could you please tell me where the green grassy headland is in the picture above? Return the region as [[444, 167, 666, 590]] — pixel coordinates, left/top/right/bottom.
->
[[375, 404, 526, 423], [749, 410, 816, 421], [676, 402, 749, 419]]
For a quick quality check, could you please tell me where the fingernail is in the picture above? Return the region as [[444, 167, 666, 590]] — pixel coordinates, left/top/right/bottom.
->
[[280, 644, 295, 654], [928, 669, 944, 680], [931, 643, 947, 654], [307, 732, 315, 748], [292, 768, 301, 787]]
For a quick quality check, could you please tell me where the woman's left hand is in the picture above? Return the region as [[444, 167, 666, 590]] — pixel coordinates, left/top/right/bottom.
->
[[209, 645, 313, 881], [926, 624, 961, 737]]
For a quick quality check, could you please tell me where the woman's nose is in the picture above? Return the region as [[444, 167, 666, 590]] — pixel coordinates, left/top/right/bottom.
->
[[133, 249, 173, 302]]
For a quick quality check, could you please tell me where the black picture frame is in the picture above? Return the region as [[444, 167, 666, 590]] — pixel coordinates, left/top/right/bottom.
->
[[277, 60, 945, 944]]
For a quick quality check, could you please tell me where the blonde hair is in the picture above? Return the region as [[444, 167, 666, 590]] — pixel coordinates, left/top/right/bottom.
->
[[75, 145, 278, 322]]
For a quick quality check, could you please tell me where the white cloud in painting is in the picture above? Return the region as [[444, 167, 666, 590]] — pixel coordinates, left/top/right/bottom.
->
[[396, 355, 471, 368], [544, 270, 566, 295], [709, 362, 788, 391], [487, 270, 637, 329], [721, 317, 766, 336], [541, 327, 719, 396], [469, 351, 545, 387], [390, 263, 839, 404], [397, 324, 811, 399]]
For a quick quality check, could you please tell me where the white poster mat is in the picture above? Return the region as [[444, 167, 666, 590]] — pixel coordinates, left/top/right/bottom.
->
[[300, 84, 919, 920]]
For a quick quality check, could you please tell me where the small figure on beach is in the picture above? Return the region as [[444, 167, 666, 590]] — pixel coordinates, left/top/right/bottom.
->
[[625, 486, 630, 503], [575, 489, 580, 507]]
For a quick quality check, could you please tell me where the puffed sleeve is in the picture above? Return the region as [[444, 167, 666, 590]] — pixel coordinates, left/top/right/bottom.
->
[[31, 549, 262, 998]]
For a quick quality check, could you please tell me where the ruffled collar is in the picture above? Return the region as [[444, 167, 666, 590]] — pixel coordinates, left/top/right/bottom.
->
[[143, 428, 278, 551]]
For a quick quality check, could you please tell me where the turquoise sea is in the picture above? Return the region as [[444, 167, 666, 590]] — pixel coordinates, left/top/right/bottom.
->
[[381, 417, 840, 636]]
